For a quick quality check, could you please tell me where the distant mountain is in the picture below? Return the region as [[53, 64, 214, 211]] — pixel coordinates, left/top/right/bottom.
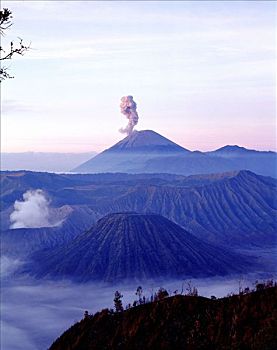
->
[[1, 152, 96, 172], [24, 213, 251, 282], [49, 286, 277, 350], [72, 130, 277, 177], [209, 145, 275, 156], [1, 170, 276, 248], [73, 130, 189, 173]]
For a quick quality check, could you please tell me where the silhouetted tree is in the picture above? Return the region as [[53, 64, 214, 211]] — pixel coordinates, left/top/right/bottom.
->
[[135, 286, 143, 304], [114, 291, 123, 312], [155, 288, 169, 301], [83, 310, 89, 319], [256, 283, 265, 292], [186, 281, 198, 296], [0, 8, 30, 81], [126, 303, 132, 310], [265, 279, 274, 288]]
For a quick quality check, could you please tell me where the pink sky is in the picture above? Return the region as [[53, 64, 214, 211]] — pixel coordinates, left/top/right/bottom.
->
[[2, 1, 276, 153]]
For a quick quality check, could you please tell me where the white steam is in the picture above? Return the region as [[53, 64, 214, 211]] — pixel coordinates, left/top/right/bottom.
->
[[119, 96, 139, 135], [10, 189, 56, 229]]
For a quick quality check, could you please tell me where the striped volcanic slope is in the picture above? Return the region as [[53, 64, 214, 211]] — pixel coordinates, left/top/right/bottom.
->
[[25, 213, 252, 282]]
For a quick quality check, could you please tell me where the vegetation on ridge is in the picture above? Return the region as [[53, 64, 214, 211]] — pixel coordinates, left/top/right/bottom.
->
[[49, 280, 277, 350]]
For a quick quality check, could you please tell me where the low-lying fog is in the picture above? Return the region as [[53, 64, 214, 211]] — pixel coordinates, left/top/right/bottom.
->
[[2, 259, 276, 350]]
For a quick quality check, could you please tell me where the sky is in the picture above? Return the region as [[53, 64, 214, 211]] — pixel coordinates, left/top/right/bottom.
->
[[1, 0, 276, 153]]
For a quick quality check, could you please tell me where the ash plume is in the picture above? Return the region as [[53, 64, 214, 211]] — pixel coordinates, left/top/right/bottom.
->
[[119, 96, 139, 135], [10, 189, 58, 229]]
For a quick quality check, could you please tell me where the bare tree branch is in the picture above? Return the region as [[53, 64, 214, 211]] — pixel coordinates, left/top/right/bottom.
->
[[0, 38, 31, 60], [0, 8, 30, 81], [0, 8, 12, 34]]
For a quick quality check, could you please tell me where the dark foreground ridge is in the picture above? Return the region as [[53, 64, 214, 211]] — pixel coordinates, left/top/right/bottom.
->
[[49, 285, 277, 350]]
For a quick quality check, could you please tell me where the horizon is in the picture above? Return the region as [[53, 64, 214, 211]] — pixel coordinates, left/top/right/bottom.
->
[[1, 128, 277, 154], [1, 1, 276, 153]]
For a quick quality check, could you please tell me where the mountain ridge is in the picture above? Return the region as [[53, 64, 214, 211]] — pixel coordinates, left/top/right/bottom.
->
[[1, 170, 276, 249]]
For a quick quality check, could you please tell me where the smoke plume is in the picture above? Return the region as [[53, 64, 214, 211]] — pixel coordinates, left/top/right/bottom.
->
[[119, 96, 139, 135], [10, 189, 55, 229]]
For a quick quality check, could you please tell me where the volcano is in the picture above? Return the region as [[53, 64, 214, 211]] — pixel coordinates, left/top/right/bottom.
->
[[107, 130, 188, 152], [25, 213, 251, 282], [73, 130, 189, 173], [72, 130, 277, 177]]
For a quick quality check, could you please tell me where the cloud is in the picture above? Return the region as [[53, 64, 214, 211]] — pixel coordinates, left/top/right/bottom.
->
[[2, 100, 35, 115], [10, 190, 60, 229], [0, 256, 22, 278]]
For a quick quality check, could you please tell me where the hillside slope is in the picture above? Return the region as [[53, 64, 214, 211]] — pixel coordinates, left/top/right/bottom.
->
[[49, 286, 277, 350], [103, 170, 276, 245]]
